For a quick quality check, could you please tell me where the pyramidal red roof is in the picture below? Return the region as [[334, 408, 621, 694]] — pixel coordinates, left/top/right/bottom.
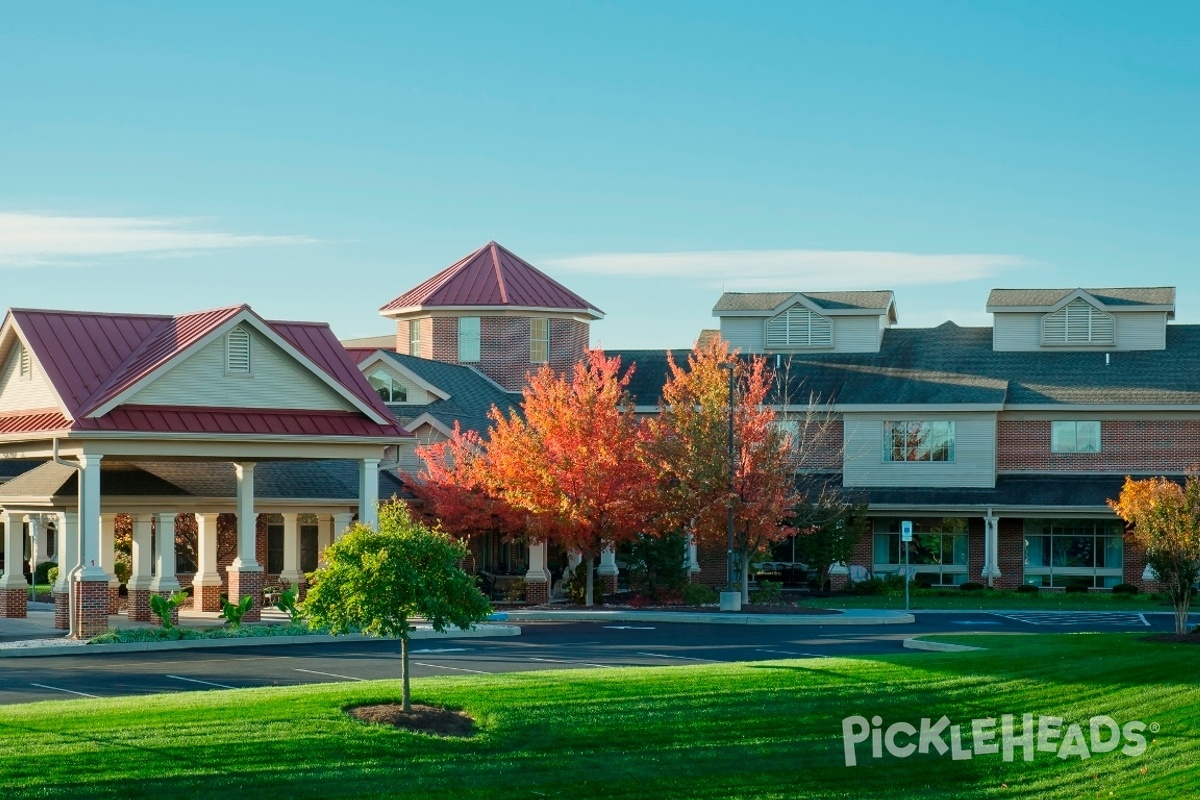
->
[[380, 241, 603, 318]]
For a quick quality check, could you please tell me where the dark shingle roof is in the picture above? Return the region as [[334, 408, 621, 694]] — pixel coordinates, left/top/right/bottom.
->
[[380, 352, 521, 436], [860, 473, 1152, 510], [987, 287, 1175, 309], [614, 323, 1200, 408], [713, 291, 894, 314]]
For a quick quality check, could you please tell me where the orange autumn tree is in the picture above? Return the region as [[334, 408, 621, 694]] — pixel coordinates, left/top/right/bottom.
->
[[486, 350, 657, 606], [407, 423, 527, 545], [1109, 475, 1200, 634]]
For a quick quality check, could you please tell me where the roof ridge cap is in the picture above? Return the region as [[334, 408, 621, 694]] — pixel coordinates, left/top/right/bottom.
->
[[490, 241, 509, 304]]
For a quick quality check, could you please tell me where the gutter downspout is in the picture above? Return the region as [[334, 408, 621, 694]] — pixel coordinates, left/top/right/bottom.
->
[[52, 438, 84, 639]]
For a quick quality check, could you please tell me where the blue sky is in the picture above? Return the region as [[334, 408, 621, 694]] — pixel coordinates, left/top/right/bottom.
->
[[1, 2, 1197, 349]]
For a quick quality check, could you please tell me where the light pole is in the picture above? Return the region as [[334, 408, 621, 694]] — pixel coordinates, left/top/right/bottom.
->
[[721, 362, 736, 593]]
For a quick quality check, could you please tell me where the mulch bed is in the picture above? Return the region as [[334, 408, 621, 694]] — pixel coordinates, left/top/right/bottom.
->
[[607, 603, 838, 615], [347, 703, 476, 737], [1142, 632, 1200, 644]]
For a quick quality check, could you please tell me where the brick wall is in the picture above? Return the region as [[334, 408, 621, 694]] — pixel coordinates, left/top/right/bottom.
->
[[394, 317, 433, 358], [995, 518, 1024, 589], [998, 419, 1200, 472]]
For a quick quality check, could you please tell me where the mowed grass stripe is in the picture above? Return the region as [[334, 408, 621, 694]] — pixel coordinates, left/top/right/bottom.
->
[[0, 635, 1196, 799]]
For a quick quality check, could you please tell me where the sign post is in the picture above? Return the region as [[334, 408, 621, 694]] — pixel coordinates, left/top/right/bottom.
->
[[901, 521, 913, 613]]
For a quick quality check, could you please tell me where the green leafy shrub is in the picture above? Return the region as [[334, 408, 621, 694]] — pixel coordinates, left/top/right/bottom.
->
[[1016, 583, 1040, 594], [681, 582, 718, 606], [113, 553, 132, 586], [1111, 583, 1140, 596], [1064, 583, 1090, 594], [622, 532, 688, 592], [849, 575, 904, 596], [503, 578, 527, 602], [150, 590, 189, 629], [752, 579, 784, 605], [46, 566, 59, 585], [959, 582, 985, 592], [220, 594, 254, 629], [564, 562, 589, 605], [34, 561, 57, 584], [276, 587, 303, 623], [914, 572, 938, 588]]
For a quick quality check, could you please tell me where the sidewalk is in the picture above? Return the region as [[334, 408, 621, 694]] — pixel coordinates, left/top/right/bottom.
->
[[498, 608, 914, 625]]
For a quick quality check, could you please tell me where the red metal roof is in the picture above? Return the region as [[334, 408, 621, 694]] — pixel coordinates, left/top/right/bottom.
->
[[380, 241, 603, 317], [5, 306, 410, 440], [344, 346, 384, 365]]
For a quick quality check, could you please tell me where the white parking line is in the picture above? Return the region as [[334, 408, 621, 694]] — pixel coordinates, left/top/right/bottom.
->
[[528, 657, 612, 668], [294, 668, 365, 682], [166, 674, 236, 689], [410, 648, 470, 653], [30, 683, 99, 698], [755, 649, 828, 658], [411, 661, 489, 674], [635, 652, 721, 663]]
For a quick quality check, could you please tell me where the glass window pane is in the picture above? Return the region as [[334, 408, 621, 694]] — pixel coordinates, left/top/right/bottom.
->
[[1024, 535, 1048, 567], [873, 534, 894, 565], [1077, 422, 1101, 452], [1051, 422, 1075, 452], [950, 534, 969, 565], [1102, 536, 1124, 569], [458, 317, 481, 362]]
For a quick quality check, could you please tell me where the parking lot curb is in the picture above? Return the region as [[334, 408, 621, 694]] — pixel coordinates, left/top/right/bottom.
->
[[501, 609, 913, 626]]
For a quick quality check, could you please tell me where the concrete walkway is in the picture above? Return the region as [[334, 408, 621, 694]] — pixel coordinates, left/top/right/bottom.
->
[[499, 608, 914, 625]]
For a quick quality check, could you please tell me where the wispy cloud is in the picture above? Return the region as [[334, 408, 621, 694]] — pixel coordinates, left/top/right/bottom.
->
[[543, 248, 1029, 290], [0, 212, 315, 267]]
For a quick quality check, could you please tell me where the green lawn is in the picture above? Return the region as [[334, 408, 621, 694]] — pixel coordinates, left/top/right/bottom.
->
[[0, 634, 1197, 799], [799, 589, 1175, 611]]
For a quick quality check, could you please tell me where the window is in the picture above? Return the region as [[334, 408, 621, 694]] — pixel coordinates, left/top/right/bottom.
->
[[873, 518, 969, 585], [17, 344, 31, 380], [300, 524, 319, 572], [1042, 299, 1114, 345], [409, 320, 421, 357], [267, 523, 284, 574], [458, 317, 480, 362], [368, 369, 407, 403], [883, 421, 955, 462], [1024, 519, 1124, 588], [530, 317, 549, 363], [765, 304, 833, 349], [226, 328, 251, 374], [1052, 421, 1101, 453]]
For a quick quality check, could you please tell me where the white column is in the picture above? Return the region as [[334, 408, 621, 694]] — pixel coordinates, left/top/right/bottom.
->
[[280, 512, 303, 586], [358, 458, 380, 529], [148, 512, 181, 593], [686, 533, 701, 574], [525, 541, 549, 583], [0, 511, 28, 589], [317, 514, 334, 554], [99, 513, 119, 592], [128, 514, 153, 591], [77, 454, 107, 581], [982, 512, 1002, 587], [53, 512, 78, 593], [192, 513, 222, 589], [597, 546, 618, 577], [232, 463, 261, 571], [333, 512, 354, 542], [27, 515, 41, 582]]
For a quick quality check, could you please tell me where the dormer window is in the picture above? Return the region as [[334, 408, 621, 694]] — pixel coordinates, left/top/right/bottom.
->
[[17, 344, 31, 380], [368, 369, 407, 403], [409, 320, 422, 357], [1042, 299, 1114, 346], [226, 328, 252, 375], [765, 304, 832, 349]]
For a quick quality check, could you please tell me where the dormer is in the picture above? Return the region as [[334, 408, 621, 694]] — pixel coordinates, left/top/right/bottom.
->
[[987, 287, 1175, 352], [713, 291, 897, 354]]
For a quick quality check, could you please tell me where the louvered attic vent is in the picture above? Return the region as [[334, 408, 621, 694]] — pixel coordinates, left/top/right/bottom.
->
[[765, 305, 833, 349], [1042, 299, 1114, 345], [18, 344, 31, 379], [226, 328, 251, 374]]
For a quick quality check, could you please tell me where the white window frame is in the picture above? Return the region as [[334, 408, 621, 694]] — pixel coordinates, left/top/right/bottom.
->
[[458, 317, 480, 363], [1051, 421, 1101, 453], [530, 317, 549, 364], [225, 328, 252, 376], [409, 320, 422, 357]]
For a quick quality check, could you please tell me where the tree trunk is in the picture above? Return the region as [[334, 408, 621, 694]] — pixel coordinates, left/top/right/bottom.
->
[[740, 551, 751, 603], [584, 554, 595, 607], [1174, 590, 1192, 635], [401, 635, 411, 712]]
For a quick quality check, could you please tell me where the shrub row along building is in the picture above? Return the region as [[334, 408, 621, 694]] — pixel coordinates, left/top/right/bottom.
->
[[0, 239, 1181, 633]]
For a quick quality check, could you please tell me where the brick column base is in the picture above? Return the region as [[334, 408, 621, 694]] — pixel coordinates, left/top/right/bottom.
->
[[108, 586, 120, 614], [525, 580, 548, 604], [601, 575, 618, 595], [196, 584, 224, 612], [72, 580, 111, 639], [54, 591, 69, 630], [127, 589, 152, 622], [829, 572, 850, 592], [228, 570, 264, 622], [0, 588, 27, 618]]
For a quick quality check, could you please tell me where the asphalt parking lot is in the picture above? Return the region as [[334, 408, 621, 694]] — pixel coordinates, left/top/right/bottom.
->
[[0, 610, 1188, 706]]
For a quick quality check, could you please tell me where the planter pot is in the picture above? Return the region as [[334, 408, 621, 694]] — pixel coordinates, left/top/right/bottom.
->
[[719, 591, 742, 612]]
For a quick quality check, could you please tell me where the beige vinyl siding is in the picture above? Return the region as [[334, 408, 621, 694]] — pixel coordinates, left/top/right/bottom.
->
[[993, 310, 1167, 351], [843, 413, 996, 488], [130, 327, 355, 411], [719, 318, 764, 352], [0, 344, 59, 413], [830, 315, 885, 353]]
